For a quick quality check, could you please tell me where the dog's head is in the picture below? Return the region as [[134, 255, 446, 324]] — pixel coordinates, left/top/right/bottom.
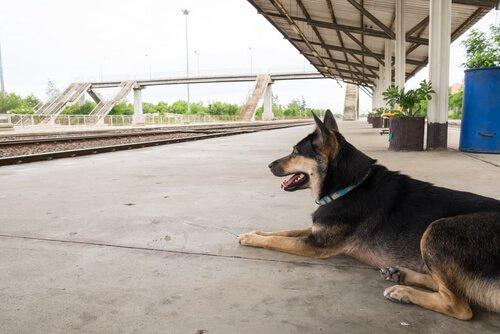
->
[[268, 110, 340, 198]]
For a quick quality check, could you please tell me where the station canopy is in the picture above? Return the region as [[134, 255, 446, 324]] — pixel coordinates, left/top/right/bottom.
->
[[247, 0, 496, 88]]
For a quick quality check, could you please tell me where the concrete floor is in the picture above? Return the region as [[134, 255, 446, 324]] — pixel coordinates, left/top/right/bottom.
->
[[0, 121, 499, 333]]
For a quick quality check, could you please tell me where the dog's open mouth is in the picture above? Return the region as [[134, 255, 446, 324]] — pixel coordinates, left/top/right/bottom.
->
[[281, 173, 309, 191]]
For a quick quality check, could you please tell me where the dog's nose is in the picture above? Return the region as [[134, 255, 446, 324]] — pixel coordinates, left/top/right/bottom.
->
[[268, 161, 276, 169]]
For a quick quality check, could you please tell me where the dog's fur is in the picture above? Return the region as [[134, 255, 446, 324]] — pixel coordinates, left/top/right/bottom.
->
[[237, 110, 500, 320]]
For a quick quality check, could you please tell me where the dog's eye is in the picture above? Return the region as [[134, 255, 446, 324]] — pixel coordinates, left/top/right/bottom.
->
[[292, 147, 298, 156]]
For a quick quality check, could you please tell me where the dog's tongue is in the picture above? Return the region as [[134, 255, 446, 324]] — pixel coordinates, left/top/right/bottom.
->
[[281, 173, 301, 189]]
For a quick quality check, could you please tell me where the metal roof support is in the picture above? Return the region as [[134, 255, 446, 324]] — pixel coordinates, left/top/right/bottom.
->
[[345, 0, 395, 39], [427, 0, 452, 150], [395, 0, 406, 88]]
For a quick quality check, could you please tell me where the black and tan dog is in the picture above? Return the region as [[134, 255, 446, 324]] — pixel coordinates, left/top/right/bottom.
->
[[237, 110, 500, 320]]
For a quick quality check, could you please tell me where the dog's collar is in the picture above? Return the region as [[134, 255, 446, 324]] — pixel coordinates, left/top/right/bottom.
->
[[315, 168, 372, 206]]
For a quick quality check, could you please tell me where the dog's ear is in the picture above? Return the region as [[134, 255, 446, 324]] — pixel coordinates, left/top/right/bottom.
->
[[323, 109, 339, 132], [312, 111, 339, 155], [312, 111, 330, 138]]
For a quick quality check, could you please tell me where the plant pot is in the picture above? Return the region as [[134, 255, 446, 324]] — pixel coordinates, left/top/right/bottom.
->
[[367, 116, 373, 124], [383, 118, 390, 128], [372, 116, 383, 128], [389, 116, 425, 151], [460, 67, 500, 153]]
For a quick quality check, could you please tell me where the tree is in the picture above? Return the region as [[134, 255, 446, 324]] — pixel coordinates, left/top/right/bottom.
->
[[462, 25, 500, 69]]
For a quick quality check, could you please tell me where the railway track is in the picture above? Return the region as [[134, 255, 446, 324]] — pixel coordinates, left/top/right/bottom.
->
[[0, 121, 312, 166]]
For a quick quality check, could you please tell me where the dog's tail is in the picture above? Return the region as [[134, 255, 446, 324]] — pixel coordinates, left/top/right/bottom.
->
[[463, 276, 500, 312]]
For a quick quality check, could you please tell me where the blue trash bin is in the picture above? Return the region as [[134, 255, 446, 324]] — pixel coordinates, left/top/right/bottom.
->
[[459, 67, 500, 153]]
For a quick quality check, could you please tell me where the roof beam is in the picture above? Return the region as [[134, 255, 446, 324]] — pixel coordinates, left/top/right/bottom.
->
[[406, 16, 429, 38], [261, 11, 428, 45], [325, 0, 372, 85], [343, 31, 385, 65], [345, 0, 395, 39], [290, 38, 426, 67], [304, 52, 379, 71], [452, 0, 495, 7], [294, 0, 347, 82], [303, 53, 378, 77]]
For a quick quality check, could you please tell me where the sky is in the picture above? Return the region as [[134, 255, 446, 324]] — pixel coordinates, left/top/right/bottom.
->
[[0, 0, 497, 115]]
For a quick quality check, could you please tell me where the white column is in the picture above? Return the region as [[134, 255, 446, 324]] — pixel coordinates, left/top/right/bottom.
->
[[133, 88, 145, 125], [372, 80, 381, 110], [384, 40, 393, 90], [427, 0, 451, 149], [261, 83, 274, 121], [378, 65, 386, 108], [395, 0, 406, 89]]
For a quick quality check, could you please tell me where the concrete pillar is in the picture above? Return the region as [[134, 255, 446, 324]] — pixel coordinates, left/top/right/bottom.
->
[[133, 88, 145, 125], [343, 84, 359, 121], [427, 0, 451, 149], [378, 65, 386, 108], [395, 0, 406, 89], [384, 40, 393, 90], [261, 83, 274, 121], [372, 80, 382, 110]]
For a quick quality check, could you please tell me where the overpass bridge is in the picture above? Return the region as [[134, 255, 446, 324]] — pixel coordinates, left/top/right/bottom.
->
[[34, 72, 328, 125]]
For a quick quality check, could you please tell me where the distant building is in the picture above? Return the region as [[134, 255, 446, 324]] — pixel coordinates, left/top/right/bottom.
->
[[451, 83, 463, 94]]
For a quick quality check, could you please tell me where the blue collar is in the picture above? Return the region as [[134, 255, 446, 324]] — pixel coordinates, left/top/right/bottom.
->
[[315, 168, 373, 206]]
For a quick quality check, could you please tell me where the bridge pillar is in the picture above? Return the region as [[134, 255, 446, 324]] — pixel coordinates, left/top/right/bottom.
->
[[343, 84, 359, 121], [133, 88, 145, 125], [262, 83, 274, 121]]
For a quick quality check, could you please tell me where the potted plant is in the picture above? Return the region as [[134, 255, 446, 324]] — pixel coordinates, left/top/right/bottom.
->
[[367, 112, 375, 124], [383, 80, 434, 151], [459, 26, 499, 153], [370, 107, 384, 128]]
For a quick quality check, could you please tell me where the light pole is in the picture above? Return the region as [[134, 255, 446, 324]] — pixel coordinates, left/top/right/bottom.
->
[[182, 9, 191, 114], [100, 56, 106, 82], [249, 47, 253, 74], [145, 54, 152, 79], [194, 50, 200, 76], [0, 42, 5, 95]]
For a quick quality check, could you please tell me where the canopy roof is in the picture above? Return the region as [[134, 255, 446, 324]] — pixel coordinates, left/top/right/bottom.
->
[[247, 0, 496, 87]]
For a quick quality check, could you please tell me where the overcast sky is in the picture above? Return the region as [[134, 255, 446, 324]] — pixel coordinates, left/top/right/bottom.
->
[[0, 1, 497, 114]]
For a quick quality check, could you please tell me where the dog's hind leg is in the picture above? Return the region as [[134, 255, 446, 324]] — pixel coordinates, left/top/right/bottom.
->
[[252, 227, 311, 237], [380, 267, 438, 291]]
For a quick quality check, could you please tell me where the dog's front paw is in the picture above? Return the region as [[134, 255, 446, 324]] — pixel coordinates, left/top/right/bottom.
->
[[237, 231, 266, 247], [380, 266, 404, 283], [383, 285, 412, 304]]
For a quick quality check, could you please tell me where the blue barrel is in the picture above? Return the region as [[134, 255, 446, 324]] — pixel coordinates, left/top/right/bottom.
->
[[460, 67, 500, 153]]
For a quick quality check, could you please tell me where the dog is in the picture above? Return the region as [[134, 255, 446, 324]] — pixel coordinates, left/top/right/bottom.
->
[[237, 110, 500, 320]]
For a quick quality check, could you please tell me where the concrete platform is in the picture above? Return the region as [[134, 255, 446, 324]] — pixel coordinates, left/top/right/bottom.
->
[[0, 121, 499, 333]]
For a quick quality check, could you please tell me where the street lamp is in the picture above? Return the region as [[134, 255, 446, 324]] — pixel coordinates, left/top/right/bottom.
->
[[249, 47, 253, 74], [182, 9, 191, 114], [194, 50, 200, 77], [99, 56, 106, 82], [145, 54, 152, 79], [0, 42, 5, 95]]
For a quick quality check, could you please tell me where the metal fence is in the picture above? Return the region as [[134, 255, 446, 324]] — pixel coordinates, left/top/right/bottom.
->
[[5, 114, 247, 127], [3, 113, 314, 128]]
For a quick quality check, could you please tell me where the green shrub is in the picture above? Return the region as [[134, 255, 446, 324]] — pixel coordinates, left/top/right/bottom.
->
[[109, 103, 133, 115], [62, 101, 96, 115], [462, 25, 500, 69]]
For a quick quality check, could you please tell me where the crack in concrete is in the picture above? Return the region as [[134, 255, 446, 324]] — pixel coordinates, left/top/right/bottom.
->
[[0, 233, 373, 271]]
